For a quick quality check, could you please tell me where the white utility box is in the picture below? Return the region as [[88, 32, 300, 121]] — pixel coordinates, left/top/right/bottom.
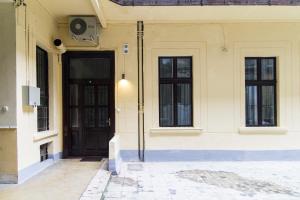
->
[[22, 86, 40, 107]]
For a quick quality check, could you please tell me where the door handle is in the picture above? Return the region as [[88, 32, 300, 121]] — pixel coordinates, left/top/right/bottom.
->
[[106, 118, 111, 127]]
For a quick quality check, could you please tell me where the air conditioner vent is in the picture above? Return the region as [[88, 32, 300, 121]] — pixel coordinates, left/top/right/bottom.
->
[[69, 16, 98, 42], [70, 18, 87, 35]]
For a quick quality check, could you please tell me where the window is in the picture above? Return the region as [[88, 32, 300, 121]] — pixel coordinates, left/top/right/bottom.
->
[[245, 57, 277, 127], [159, 57, 193, 127], [36, 46, 49, 132]]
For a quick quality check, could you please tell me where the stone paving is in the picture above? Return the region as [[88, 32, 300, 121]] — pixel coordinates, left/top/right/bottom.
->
[[103, 161, 300, 200], [80, 169, 111, 200]]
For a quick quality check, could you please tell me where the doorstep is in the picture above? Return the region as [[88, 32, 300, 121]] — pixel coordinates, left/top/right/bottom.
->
[[80, 159, 112, 200]]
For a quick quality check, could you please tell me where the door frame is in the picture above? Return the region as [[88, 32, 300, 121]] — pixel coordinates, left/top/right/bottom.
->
[[62, 51, 115, 158]]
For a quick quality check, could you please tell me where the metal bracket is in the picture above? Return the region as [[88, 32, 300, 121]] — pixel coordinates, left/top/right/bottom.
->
[[14, 0, 26, 8]]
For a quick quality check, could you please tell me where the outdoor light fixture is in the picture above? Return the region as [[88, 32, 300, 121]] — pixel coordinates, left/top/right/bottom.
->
[[119, 73, 128, 87], [122, 73, 126, 80]]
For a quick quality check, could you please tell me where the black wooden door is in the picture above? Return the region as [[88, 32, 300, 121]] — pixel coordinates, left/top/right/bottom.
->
[[63, 52, 115, 157]]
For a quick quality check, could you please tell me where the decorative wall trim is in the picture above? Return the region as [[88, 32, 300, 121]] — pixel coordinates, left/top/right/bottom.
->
[[239, 127, 288, 135], [120, 149, 300, 162], [111, 0, 300, 6], [0, 173, 18, 184], [233, 41, 292, 130], [18, 152, 62, 184], [150, 127, 203, 136], [0, 126, 17, 129], [49, 152, 63, 161], [33, 131, 58, 142]]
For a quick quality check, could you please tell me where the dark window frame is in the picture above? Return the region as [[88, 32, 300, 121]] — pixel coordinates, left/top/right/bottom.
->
[[159, 56, 193, 127], [245, 57, 277, 127], [36, 46, 49, 132]]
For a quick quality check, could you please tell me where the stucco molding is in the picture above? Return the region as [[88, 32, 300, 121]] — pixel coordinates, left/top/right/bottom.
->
[[33, 131, 58, 142], [233, 41, 292, 130], [239, 127, 288, 135], [150, 127, 203, 136], [146, 41, 208, 132]]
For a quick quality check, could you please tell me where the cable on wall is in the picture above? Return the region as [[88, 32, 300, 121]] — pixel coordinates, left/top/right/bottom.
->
[[219, 24, 228, 52], [15, 0, 30, 85]]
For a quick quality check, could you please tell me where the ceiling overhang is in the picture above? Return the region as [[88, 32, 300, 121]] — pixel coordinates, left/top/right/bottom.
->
[[110, 0, 300, 6]]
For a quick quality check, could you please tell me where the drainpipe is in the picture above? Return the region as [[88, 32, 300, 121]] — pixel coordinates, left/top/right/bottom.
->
[[137, 21, 145, 162]]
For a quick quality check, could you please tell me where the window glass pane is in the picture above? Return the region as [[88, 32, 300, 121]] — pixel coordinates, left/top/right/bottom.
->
[[98, 107, 108, 127], [84, 108, 95, 127], [70, 84, 79, 106], [177, 84, 192, 126], [36, 46, 49, 132], [37, 107, 48, 131], [70, 58, 110, 79], [40, 97, 48, 107], [262, 86, 275, 126], [159, 84, 174, 126], [37, 48, 48, 97], [245, 58, 257, 80], [84, 86, 95, 106], [246, 86, 258, 126], [98, 86, 108, 106], [177, 58, 191, 78], [70, 108, 79, 128], [261, 58, 275, 80], [159, 58, 173, 78]]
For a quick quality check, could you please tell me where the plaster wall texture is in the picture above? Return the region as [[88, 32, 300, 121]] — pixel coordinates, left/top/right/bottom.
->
[[60, 22, 300, 153], [0, 3, 18, 183]]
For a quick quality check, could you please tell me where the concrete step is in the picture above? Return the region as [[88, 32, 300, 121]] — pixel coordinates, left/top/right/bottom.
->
[[80, 159, 112, 200]]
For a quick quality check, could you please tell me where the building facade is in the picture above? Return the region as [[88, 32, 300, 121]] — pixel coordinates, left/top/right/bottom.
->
[[1, 0, 300, 183]]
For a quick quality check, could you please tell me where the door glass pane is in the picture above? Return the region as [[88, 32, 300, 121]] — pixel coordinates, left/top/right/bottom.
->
[[159, 58, 173, 78], [99, 108, 108, 127], [246, 86, 258, 126], [69, 84, 79, 106], [84, 86, 95, 106], [70, 108, 79, 128], [70, 58, 110, 79], [84, 108, 95, 127], [177, 58, 191, 78], [245, 58, 257, 80], [98, 86, 108, 106], [262, 86, 276, 126], [261, 58, 275, 80], [159, 84, 174, 126], [177, 84, 192, 126]]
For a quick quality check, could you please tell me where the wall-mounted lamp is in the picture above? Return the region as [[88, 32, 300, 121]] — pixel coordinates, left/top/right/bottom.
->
[[119, 73, 128, 87], [122, 73, 126, 80]]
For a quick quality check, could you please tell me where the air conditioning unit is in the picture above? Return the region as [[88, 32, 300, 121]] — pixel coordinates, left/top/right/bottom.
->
[[69, 16, 98, 42]]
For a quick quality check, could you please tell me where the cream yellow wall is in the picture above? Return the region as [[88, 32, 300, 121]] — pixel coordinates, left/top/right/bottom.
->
[[59, 22, 300, 151], [0, 129, 18, 180], [59, 22, 139, 151], [144, 23, 300, 150], [0, 3, 16, 127], [15, 0, 63, 171], [0, 3, 18, 182]]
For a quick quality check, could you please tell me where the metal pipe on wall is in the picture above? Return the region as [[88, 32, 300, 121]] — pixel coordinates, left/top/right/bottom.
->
[[137, 21, 145, 161]]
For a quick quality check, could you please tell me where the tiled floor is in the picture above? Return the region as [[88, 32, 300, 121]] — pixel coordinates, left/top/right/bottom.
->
[[104, 161, 300, 200], [0, 159, 102, 200]]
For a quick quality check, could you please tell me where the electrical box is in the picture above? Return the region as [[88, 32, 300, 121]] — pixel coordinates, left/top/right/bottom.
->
[[22, 86, 40, 107]]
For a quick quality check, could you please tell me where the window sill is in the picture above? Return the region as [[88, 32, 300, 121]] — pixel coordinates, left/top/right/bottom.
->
[[239, 127, 288, 135], [150, 127, 203, 136], [33, 131, 58, 142]]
